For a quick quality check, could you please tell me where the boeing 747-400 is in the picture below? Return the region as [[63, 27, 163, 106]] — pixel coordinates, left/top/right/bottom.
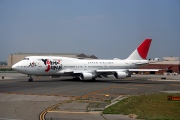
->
[[12, 38, 159, 82]]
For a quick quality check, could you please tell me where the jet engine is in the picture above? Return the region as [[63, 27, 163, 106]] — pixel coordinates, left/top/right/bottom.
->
[[80, 73, 93, 80], [114, 72, 129, 79]]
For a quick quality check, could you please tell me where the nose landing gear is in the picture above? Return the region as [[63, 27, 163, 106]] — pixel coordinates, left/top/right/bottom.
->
[[28, 76, 33, 82]]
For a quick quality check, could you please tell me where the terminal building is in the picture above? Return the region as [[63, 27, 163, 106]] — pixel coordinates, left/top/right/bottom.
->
[[8, 53, 98, 66]]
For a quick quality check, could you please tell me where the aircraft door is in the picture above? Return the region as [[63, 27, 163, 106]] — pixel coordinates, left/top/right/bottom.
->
[[84, 64, 87, 70], [104, 62, 109, 69]]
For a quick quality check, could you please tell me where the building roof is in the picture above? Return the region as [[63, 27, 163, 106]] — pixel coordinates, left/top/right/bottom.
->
[[163, 57, 179, 61], [11, 53, 98, 59], [150, 61, 180, 65], [150, 57, 180, 65], [13, 53, 83, 55]]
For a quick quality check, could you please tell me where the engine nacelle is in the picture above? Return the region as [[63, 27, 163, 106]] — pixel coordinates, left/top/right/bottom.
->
[[80, 73, 93, 80], [114, 72, 128, 79], [154, 58, 160, 61]]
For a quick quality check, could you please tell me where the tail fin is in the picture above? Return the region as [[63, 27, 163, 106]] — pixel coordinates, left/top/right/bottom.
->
[[126, 38, 152, 60]]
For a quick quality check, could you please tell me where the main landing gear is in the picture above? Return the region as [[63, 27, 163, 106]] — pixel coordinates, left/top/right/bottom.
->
[[91, 78, 96, 81], [28, 76, 33, 82]]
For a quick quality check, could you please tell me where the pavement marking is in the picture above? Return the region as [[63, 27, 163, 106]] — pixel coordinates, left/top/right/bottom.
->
[[92, 93, 118, 96], [39, 94, 83, 120], [39, 85, 120, 120], [111, 86, 124, 88], [160, 91, 180, 93], [0, 118, 23, 120], [38, 84, 146, 120], [134, 84, 153, 87], [126, 88, 139, 90], [79, 85, 123, 100], [171, 84, 180, 86], [39, 100, 72, 120], [149, 79, 180, 82], [134, 84, 145, 86], [80, 86, 116, 98], [134, 84, 148, 86], [144, 86, 153, 87], [0, 92, 77, 98], [48, 110, 101, 114]]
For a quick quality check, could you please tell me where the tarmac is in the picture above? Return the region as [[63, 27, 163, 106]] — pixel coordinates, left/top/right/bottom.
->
[[0, 73, 180, 120]]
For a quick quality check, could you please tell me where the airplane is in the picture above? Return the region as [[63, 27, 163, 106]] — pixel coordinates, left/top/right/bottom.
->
[[12, 38, 159, 82]]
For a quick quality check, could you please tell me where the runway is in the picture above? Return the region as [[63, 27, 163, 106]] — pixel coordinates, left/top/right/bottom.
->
[[0, 73, 180, 120]]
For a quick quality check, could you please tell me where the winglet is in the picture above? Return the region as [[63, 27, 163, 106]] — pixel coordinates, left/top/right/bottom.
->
[[127, 39, 152, 60]]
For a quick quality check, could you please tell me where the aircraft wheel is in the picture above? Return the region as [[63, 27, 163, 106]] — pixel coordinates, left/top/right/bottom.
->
[[91, 78, 96, 81], [29, 77, 33, 82]]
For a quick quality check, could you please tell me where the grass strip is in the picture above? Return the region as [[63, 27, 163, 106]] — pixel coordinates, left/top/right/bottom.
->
[[103, 93, 180, 120]]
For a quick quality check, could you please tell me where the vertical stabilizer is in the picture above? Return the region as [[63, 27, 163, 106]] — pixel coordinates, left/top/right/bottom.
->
[[127, 39, 152, 60]]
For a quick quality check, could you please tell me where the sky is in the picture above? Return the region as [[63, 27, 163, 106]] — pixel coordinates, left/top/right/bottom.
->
[[0, 0, 180, 61]]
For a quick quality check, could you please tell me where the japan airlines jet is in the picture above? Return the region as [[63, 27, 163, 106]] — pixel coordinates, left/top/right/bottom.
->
[[12, 38, 158, 82]]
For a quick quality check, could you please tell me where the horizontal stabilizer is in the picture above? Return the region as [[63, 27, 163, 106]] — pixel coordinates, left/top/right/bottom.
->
[[129, 69, 160, 72]]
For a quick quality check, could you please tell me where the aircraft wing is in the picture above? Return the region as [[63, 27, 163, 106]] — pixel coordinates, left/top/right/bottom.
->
[[60, 69, 160, 74], [96, 69, 160, 72], [96, 69, 125, 72]]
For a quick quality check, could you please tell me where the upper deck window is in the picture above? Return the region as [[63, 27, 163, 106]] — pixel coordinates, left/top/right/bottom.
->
[[23, 58, 29, 60]]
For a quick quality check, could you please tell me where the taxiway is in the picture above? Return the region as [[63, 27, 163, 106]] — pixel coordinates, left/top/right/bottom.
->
[[0, 73, 180, 120]]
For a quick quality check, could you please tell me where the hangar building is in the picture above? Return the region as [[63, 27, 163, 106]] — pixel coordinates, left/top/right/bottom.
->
[[8, 53, 98, 66]]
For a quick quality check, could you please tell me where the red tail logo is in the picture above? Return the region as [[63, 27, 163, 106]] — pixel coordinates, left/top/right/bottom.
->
[[137, 39, 152, 59]]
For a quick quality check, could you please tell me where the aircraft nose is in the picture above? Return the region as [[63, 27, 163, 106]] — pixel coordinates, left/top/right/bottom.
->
[[12, 61, 27, 73], [12, 64, 17, 70], [12, 62, 21, 71]]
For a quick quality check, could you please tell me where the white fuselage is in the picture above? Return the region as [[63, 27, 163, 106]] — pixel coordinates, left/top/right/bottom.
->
[[12, 39, 153, 81], [12, 56, 148, 76]]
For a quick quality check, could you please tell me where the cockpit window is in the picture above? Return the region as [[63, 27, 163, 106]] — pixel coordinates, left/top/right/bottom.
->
[[23, 58, 29, 60]]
